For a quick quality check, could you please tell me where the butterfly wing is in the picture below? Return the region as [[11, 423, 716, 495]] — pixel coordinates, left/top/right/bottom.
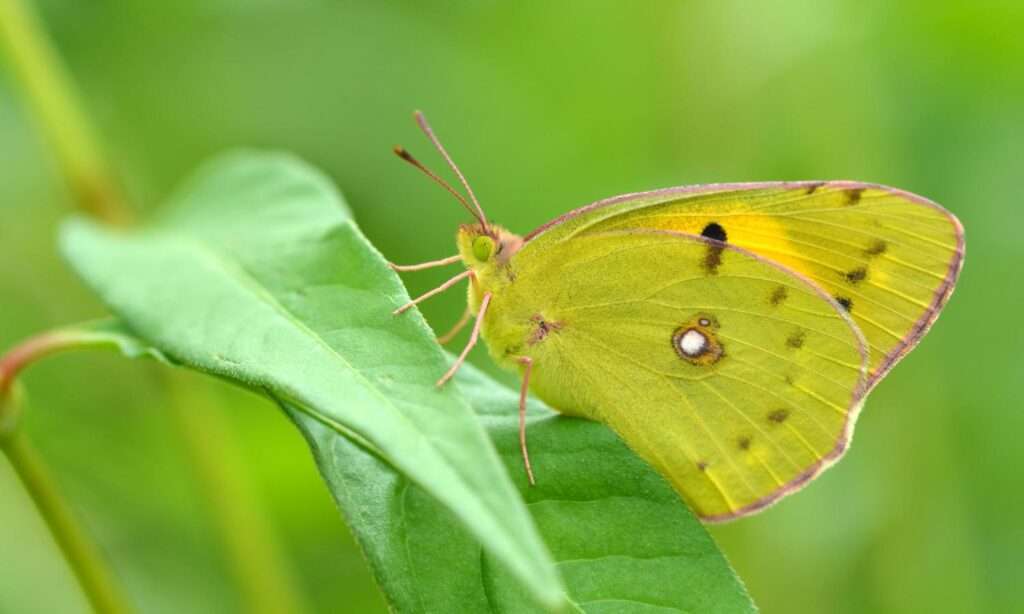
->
[[525, 182, 963, 388], [497, 229, 868, 520]]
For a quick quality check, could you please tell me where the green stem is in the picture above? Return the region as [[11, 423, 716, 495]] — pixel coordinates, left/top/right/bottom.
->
[[2, 419, 132, 614], [0, 330, 81, 401], [0, 331, 135, 614], [0, 0, 131, 224]]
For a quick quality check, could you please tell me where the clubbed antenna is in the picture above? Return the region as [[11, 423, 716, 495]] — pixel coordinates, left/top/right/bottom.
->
[[412, 111, 488, 231], [392, 146, 484, 226]]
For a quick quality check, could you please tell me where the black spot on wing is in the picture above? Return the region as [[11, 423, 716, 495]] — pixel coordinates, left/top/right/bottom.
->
[[864, 240, 888, 257], [770, 286, 788, 306], [786, 330, 806, 349], [703, 245, 723, 275], [845, 188, 865, 206], [696, 461, 708, 472], [768, 409, 790, 423], [700, 222, 727, 275], [805, 181, 825, 195], [701, 222, 727, 242], [737, 436, 752, 451], [835, 296, 853, 311], [844, 267, 868, 284], [527, 315, 562, 345]]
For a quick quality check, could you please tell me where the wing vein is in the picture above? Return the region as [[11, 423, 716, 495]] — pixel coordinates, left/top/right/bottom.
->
[[565, 327, 760, 502]]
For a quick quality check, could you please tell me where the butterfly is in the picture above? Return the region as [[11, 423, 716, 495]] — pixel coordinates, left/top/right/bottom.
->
[[390, 111, 964, 522]]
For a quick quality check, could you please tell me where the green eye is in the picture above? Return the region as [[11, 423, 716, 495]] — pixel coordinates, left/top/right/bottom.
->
[[472, 236, 495, 261]]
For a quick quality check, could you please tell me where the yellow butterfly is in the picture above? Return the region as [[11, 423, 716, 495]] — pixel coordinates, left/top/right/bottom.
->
[[391, 112, 964, 522]]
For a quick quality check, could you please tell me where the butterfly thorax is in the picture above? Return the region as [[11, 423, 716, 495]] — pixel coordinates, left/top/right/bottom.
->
[[455, 224, 543, 364]]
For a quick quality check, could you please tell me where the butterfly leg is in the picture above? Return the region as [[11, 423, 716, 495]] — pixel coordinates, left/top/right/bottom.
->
[[517, 356, 537, 486], [436, 292, 491, 387], [389, 254, 462, 272], [393, 269, 472, 315], [436, 305, 472, 345]]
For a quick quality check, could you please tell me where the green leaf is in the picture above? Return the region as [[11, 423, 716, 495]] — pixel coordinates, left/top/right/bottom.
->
[[59, 151, 754, 612], [87, 319, 755, 613], [58, 152, 568, 611], [293, 359, 756, 613]]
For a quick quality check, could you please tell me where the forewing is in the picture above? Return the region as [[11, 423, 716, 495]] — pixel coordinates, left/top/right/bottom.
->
[[526, 182, 963, 388], [509, 230, 868, 521]]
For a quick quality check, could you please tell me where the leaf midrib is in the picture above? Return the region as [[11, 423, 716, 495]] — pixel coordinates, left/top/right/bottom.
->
[[175, 228, 490, 471]]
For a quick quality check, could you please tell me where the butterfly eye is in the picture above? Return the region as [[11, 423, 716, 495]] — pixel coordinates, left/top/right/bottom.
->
[[472, 235, 495, 261]]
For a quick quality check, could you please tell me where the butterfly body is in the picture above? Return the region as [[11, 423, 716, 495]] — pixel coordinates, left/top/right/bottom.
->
[[393, 114, 963, 522], [458, 226, 594, 420]]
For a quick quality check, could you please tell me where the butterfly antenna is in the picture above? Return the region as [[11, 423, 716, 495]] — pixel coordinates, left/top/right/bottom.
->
[[413, 111, 488, 232], [393, 146, 482, 224]]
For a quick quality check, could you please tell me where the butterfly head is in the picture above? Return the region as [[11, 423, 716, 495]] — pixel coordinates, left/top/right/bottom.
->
[[456, 223, 523, 269]]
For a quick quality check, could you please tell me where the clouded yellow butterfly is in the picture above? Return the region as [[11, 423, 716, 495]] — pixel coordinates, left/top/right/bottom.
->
[[391, 112, 963, 522]]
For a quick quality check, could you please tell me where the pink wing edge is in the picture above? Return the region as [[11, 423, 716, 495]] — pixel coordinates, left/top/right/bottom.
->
[[522, 181, 965, 522]]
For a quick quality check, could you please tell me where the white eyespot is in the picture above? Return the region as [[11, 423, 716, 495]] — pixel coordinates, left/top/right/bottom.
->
[[698, 317, 711, 327], [677, 328, 708, 357]]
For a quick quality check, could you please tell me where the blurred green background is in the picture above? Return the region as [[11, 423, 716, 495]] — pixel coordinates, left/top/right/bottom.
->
[[2, 1, 1021, 612]]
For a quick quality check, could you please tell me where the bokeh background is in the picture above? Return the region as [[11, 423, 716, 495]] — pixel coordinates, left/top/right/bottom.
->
[[2, 2, 1022, 612]]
